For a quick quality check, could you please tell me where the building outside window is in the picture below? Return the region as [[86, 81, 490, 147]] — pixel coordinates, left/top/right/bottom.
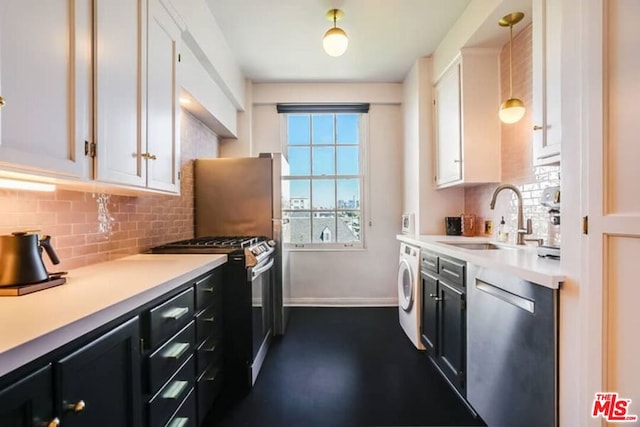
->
[[280, 106, 367, 249]]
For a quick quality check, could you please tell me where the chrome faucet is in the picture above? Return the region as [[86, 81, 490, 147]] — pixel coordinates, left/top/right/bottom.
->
[[489, 184, 532, 245]]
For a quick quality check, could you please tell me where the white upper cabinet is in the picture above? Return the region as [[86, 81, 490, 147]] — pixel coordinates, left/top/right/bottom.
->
[[532, 0, 561, 165], [94, 0, 147, 188], [146, 0, 180, 193], [434, 49, 501, 188], [93, 0, 180, 194], [0, 0, 91, 180]]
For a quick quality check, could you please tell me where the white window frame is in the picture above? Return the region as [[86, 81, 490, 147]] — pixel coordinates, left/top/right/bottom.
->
[[281, 112, 368, 251]]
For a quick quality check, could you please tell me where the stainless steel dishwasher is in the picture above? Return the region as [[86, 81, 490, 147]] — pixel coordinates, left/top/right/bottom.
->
[[467, 265, 558, 427]]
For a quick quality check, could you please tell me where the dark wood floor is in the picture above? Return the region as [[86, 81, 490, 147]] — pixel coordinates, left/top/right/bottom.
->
[[206, 307, 485, 427]]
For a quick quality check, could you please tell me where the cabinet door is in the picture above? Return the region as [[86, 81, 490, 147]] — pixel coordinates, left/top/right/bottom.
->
[[0, 0, 91, 179], [0, 365, 56, 427], [146, 0, 180, 193], [94, 0, 147, 187], [434, 61, 462, 187], [532, 0, 562, 165], [56, 317, 142, 427], [437, 280, 466, 394], [420, 271, 438, 356]]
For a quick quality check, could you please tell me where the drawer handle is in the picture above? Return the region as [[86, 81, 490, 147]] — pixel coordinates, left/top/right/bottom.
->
[[64, 400, 85, 413], [204, 344, 217, 353], [44, 418, 60, 427], [201, 287, 215, 293], [162, 342, 190, 360], [201, 316, 215, 323], [204, 373, 217, 382], [167, 417, 189, 427], [162, 306, 189, 321], [162, 380, 189, 400], [441, 266, 460, 278]]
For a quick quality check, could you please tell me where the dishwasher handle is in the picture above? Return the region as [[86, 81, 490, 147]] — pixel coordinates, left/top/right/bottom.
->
[[475, 278, 535, 314]]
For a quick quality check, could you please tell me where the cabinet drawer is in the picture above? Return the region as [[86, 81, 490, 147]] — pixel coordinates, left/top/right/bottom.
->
[[148, 321, 196, 393], [439, 257, 465, 287], [195, 270, 221, 314], [149, 288, 195, 348], [196, 367, 223, 424], [195, 305, 220, 345], [421, 251, 439, 273], [148, 356, 195, 427], [164, 387, 196, 427], [196, 336, 222, 378]]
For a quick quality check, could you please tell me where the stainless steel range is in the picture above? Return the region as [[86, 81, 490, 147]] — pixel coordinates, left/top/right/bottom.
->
[[152, 236, 276, 393]]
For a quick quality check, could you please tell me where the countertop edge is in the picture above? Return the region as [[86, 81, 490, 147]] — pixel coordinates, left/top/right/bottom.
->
[[0, 254, 227, 379], [397, 234, 564, 289]]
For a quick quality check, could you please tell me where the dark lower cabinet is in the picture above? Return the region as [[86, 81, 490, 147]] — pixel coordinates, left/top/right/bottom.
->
[[57, 316, 142, 427], [420, 250, 467, 396], [0, 365, 56, 427]]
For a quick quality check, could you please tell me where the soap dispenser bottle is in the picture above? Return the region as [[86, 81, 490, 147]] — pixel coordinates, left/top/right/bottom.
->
[[498, 216, 508, 242]]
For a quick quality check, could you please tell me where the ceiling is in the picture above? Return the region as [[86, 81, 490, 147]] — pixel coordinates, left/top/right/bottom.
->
[[205, 0, 474, 83]]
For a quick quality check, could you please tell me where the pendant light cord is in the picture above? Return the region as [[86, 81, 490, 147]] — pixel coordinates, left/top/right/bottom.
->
[[509, 23, 514, 98]]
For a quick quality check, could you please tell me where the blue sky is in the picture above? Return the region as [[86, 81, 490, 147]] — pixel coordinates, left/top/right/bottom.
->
[[286, 114, 360, 209]]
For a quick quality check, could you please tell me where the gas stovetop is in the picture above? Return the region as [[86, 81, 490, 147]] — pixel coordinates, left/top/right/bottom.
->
[[150, 236, 275, 265]]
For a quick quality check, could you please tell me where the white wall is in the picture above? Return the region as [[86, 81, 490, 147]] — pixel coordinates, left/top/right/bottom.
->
[[238, 83, 403, 305], [402, 57, 464, 235]]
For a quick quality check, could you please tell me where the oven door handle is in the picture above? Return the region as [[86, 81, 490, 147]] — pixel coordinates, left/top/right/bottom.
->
[[251, 258, 275, 280]]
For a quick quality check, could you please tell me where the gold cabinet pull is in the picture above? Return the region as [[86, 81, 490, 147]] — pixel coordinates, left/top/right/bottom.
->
[[162, 306, 189, 320], [162, 380, 188, 400], [202, 316, 215, 323], [65, 400, 85, 413], [0, 95, 5, 106], [202, 287, 215, 293], [45, 418, 61, 427], [141, 152, 157, 160], [533, 125, 544, 131], [162, 342, 190, 360]]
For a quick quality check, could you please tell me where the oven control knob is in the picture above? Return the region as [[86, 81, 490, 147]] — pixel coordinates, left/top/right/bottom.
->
[[267, 240, 276, 247]]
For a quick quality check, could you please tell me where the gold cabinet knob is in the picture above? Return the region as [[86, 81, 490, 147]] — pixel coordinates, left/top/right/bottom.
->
[[141, 152, 157, 160], [533, 125, 544, 131], [65, 400, 86, 413], [46, 417, 61, 427], [0, 95, 5, 106]]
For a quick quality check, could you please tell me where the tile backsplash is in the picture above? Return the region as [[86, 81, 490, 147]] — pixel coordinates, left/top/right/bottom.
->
[[0, 110, 219, 271], [464, 23, 561, 244]]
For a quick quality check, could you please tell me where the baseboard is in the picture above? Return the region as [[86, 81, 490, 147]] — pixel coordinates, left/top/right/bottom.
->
[[286, 297, 398, 307]]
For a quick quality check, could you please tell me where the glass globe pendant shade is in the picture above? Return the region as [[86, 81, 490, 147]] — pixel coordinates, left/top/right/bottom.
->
[[323, 27, 348, 57], [499, 98, 526, 124]]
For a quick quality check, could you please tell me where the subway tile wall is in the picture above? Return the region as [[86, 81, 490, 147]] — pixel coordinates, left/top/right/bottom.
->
[[0, 110, 219, 271], [464, 23, 561, 244]]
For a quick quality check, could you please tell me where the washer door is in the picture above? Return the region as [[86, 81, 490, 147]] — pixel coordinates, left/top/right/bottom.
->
[[398, 258, 414, 311]]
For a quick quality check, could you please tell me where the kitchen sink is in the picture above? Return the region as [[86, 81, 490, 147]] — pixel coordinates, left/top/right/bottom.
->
[[439, 242, 503, 250]]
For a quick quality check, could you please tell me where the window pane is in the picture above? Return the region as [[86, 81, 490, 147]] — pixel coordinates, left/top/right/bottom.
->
[[337, 211, 361, 242], [312, 213, 336, 243], [287, 179, 310, 210], [312, 147, 335, 176], [312, 114, 334, 144], [288, 115, 310, 145], [312, 179, 335, 210], [337, 146, 359, 175], [337, 179, 360, 209], [288, 147, 310, 176], [336, 114, 359, 144], [288, 214, 310, 244]]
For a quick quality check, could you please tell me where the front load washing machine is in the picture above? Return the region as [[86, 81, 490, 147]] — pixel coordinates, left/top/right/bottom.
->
[[398, 242, 424, 349]]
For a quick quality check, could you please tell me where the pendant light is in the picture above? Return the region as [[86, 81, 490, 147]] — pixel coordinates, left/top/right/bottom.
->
[[498, 12, 526, 124], [323, 9, 348, 57]]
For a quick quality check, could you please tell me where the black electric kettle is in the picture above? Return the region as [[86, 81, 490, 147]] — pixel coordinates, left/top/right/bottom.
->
[[0, 232, 60, 287]]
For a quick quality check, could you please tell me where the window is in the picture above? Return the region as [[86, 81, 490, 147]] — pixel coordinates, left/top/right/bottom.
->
[[280, 107, 367, 249]]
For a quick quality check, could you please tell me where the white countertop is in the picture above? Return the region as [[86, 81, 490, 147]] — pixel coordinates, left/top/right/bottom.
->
[[397, 235, 564, 289], [0, 254, 227, 378]]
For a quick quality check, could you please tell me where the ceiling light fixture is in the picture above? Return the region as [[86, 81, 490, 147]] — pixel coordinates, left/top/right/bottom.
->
[[323, 9, 348, 57], [498, 12, 526, 124]]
